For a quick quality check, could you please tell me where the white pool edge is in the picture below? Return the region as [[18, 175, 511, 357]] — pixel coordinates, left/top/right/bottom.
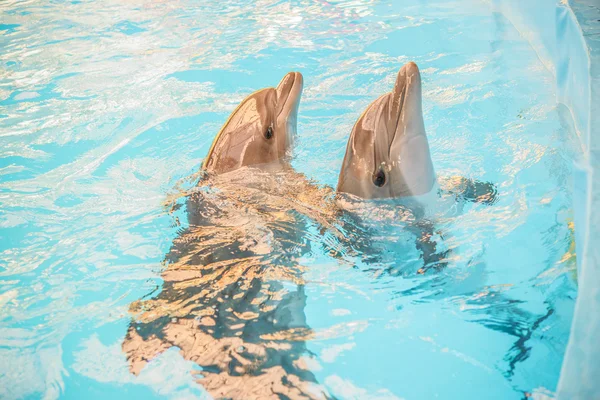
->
[[491, 0, 599, 398]]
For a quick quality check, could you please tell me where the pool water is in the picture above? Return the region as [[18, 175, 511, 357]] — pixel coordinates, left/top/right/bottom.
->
[[0, 0, 580, 399]]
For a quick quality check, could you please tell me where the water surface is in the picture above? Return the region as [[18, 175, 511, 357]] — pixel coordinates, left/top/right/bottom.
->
[[0, 0, 579, 399]]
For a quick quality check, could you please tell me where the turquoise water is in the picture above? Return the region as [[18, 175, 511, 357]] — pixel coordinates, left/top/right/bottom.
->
[[0, 0, 579, 399]]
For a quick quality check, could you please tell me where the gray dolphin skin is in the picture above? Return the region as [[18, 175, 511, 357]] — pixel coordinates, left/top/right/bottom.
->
[[337, 62, 436, 199], [203, 71, 303, 174]]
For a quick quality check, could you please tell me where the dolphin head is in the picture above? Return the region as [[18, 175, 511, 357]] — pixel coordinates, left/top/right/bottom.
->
[[203, 72, 303, 174], [337, 62, 436, 199]]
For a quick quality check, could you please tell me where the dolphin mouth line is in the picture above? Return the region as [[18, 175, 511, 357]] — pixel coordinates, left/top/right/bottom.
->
[[277, 71, 303, 120], [389, 83, 407, 159], [370, 80, 408, 172]]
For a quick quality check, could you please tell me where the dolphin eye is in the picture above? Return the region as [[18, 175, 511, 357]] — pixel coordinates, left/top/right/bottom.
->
[[265, 126, 273, 140], [373, 168, 386, 187]]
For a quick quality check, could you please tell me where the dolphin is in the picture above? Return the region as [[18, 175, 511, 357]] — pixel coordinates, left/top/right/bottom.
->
[[335, 62, 497, 272], [334, 62, 548, 381], [337, 61, 496, 206], [203, 71, 303, 174], [337, 61, 436, 200], [122, 72, 337, 400]]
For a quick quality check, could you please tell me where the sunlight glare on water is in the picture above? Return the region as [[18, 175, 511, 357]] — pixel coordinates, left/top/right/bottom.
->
[[0, 0, 579, 399]]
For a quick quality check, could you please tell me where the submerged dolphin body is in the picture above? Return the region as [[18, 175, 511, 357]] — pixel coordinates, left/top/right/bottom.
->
[[122, 73, 337, 400]]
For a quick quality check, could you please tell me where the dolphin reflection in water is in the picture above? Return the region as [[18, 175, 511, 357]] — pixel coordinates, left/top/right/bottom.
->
[[122, 64, 499, 399]]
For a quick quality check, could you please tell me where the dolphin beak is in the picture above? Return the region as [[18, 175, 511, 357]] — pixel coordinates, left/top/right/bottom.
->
[[276, 71, 303, 122]]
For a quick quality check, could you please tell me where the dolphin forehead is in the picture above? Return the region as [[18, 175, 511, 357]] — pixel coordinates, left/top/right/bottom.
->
[[346, 95, 391, 176], [203, 88, 277, 173]]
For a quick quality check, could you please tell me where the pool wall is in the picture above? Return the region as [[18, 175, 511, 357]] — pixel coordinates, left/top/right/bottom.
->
[[492, 0, 599, 398]]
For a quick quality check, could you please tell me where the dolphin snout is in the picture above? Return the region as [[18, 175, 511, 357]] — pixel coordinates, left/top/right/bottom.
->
[[403, 61, 420, 76], [276, 71, 303, 119]]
